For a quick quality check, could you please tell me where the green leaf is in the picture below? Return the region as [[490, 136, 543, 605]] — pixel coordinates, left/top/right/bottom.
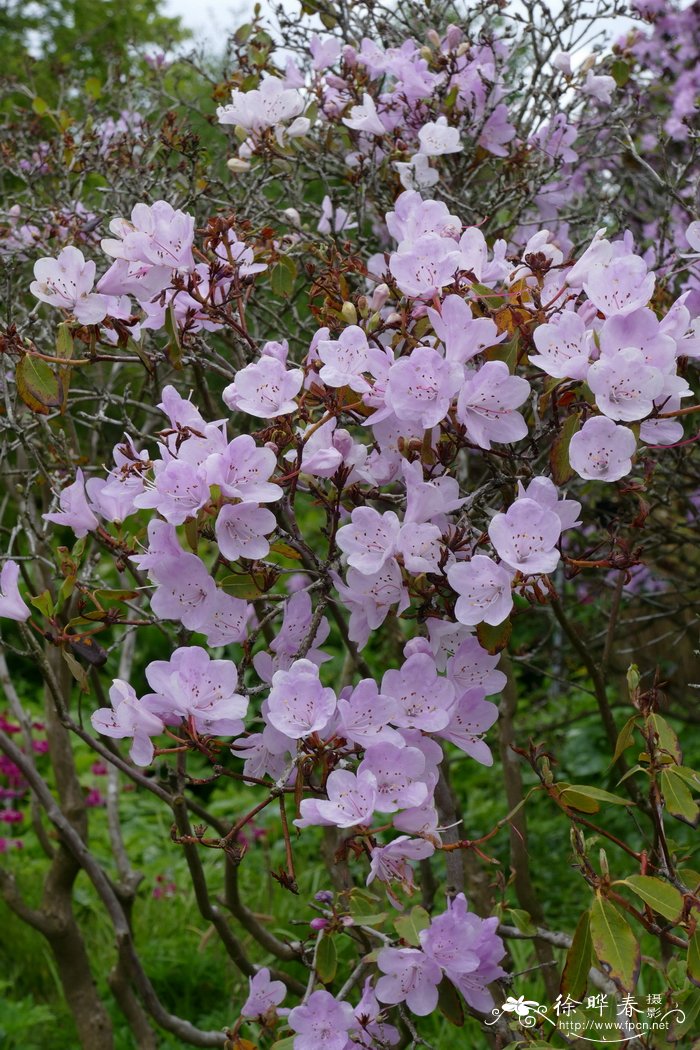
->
[[315, 935, 337, 984], [550, 411, 581, 485], [506, 908, 536, 934], [688, 931, 700, 988], [622, 876, 684, 922], [270, 256, 297, 297], [553, 783, 600, 813], [16, 355, 62, 414], [394, 905, 430, 947], [611, 60, 630, 87], [561, 911, 592, 1000], [349, 913, 387, 927], [270, 1038, 296, 1050], [84, 76, 102, 99], [589, 896, 640, 992], [437, 976, 464, 1026], [560, 784, 634, 807], [660, 769, 699, 826], [476, 617, 511, 654], [30, 590, 54, 617], [61, 648, 90, 693], [269, 540, 302, 561], [32, 96, 49, 115], [649, 713, 682, 763], [610, 715, 639, 767], [164, 303, 183, 369]]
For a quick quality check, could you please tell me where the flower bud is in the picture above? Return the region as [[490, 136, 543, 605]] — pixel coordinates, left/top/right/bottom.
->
[[227, 157, 251, 173], [314, 890, 334, 904], [310, 917, 329, 931], [370, 283, 390, 311], [283, 208, 301, 226], [340, 301, 358, 325]]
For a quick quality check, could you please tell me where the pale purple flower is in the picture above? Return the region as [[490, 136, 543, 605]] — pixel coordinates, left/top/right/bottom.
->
[[149, 554, 217, 628], [205, 435, 281, 504], [91, 680, 164, 766], [353, 978, 400, 1047], [223, 357, 303, 418], [336, 508, 401, 575], [386, 192, 461, 245], [337, 680, 404, 747], [438, 688, 499, 765], [447, 554, 513, 626], [144, 646, 248, 735], [241, 967, 286, 1019], [569, 416, 636, 482], [529, 310, 592, 380], [133, 460, 209, 525], [384, 347, 462, 428], [288, 989, 357, 1050], [403, 460, 465, 524], [427, 294, 504, 364], [456, 362, 530, 449], [317, 196, 357, 235], [367, 836, 435, 905], [516, 476, 581, 531], [267, 659, 336, 739], [584, 254, 655, 316], [202, 589, 251, 646], [478, 104, 516, 156], [317, 326, 371, 392], [360, 744, 429, 813], [215, 503, 276, 561], [214, 231, 267, 276], [446, 636, 507, 696], [396, 522, 442, 574], [389, 234, 463, 299], [394, 152, 439, 192], [587, 348, 664, 421], [313, 768, 378, 828], [581, 70, 616, 105], [381, 653, 455, 732], [217, 76, 304, 133], [375, 948, 442, 1016], [44, 469, 99, 537], [310, 34, 341, 71], [342, 93, 386, 136], [488, 497, 562, 575], [31, 246, 109, 324], [333, 559, 410, 647], [418, 116, 462, 156], [0, 561, 31, 622], [428, 895, 506, 1012], [101, 200, 195, 273]]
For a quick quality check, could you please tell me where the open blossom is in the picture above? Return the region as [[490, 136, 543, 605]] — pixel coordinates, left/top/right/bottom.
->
[[44, 469, 99, 537], [488, 497, 562, 575], [102, 200, 195, 272], [367, 836, 435, 903], [337, 680, 404, 748], [446, 636, 507, 696], [241, 967, 286, 1020], [381, 653, 455, 731], [143, 647, 248, 736], [31, 246, 109, 324], [223, 357, 303, 418], [375, 947, 442, 1016], [569, 416, 637, 481], [581, 69, 616, 105], [384, 347, 463, 428], [342, 93, 386, 136], [584, 254, 655, 316], [438, 688, 499, 765], [205, 435, 281, 504], [427, 294, 504, 364], [0, 561, 31, 622], [336, 507, 401, 575], [217, 76, 304, 133], [317, 325, 371, 392], [389, 234, 463, 299], [266, 659, 336, 739], [418, 116, 462, 155], [312, 768, 378, 828], [447, 554, 513, 626], [587, 348, 664, 421], [288, 989, 357, 1050], [529, 310, 592, 380], [456, 362, 530, 449], [91, 680, 164, 766], [215, 503, 276, 560], [360, 744, 429, 813]]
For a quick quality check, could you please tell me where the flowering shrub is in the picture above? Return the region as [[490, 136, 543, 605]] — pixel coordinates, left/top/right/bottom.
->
[[0, 1, 699, 1048]]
